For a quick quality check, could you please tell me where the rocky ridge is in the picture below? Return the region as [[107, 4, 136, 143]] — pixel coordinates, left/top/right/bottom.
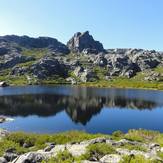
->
[[0, 32, 163, 86]]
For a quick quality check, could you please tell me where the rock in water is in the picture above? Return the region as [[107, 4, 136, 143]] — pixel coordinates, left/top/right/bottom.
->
[[67, 31, 105, 54], [0, 81, 8, 87]]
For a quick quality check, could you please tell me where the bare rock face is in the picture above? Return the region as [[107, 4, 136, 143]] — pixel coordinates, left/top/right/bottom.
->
[[30, 57, 68, 79], [67, 31, 105, 54]]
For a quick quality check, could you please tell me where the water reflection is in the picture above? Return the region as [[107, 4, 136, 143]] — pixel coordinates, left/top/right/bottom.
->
[[0, 93, 159, 125]]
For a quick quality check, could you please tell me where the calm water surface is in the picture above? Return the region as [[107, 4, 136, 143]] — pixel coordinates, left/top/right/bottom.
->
[[0, 85, 163, 134]]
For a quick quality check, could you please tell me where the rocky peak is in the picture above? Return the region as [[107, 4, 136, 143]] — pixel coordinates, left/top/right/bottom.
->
[[67, 31, 105, 54]]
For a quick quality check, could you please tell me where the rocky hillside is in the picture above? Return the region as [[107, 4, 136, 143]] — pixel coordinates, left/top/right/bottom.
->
[[0, 31, 163, 88]]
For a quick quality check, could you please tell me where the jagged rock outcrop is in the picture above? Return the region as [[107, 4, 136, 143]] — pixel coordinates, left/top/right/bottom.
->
[[67, 31, 105, 54], [30, 57, 68, 79], [103, 48, 163, 78], [73, 66, 98, 82]]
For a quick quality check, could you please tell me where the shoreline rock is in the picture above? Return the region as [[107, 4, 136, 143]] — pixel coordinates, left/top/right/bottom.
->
[[0, 116, 14, 123]]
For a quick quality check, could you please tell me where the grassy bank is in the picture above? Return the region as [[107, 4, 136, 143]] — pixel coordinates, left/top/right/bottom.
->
[[1, 129, 163, 162]]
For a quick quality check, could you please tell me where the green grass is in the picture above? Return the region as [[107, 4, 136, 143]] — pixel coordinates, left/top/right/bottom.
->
[[80, 143, 116, 161], [124, 129, 162, 144], [121, 144, 147, 152], [93, 66, 108, 79], [80, 77, 163, 90], [158, 152, 163, 160], [39, 76, 70, 85], [0, 139, 27, 156], [44, 150, 75, 163], [22, 48, 48, 59], [111, 130, 125, 140], [154, 66, 163, 73], [16, 60, 35, 68], [0, 131, 105, 156], [1, 129, 163, 161], [120, 155, 160, 163]]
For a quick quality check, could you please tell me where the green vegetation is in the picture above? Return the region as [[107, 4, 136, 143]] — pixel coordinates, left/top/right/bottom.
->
[[121, 144, 147, 152], [80, 143, 116, 160], [120, 155, 160, 163], [22, 48, 48, 59], [40, 76, 70, 85], [43, 150, 75, 163], [0, 129, 163, 162], [93, 66, 108, 79], [124, 129, 161, 142], [158, 152, 163, 160], [112, 130, 125, 140], [80, 77, 163, 90], [0, 131, 104, 156]]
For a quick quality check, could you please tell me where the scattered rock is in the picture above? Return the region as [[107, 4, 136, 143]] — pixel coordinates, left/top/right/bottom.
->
[[13, 152, 45, 163], [93, 53, 107, 67], [80, 137, 107, 145], [100, 154, 122, 163], [80, 69, 98, 82], [44, 144, 55, 152], [81, 161, 99, 163], [0, 157, 7, 163], [74, 66, 84, 77], [0, 129, 9, 138], [66, 77, 77, 84], [66, 144, 88, 157], [11, 66, 29, 76], [3, 151, 18, 162]]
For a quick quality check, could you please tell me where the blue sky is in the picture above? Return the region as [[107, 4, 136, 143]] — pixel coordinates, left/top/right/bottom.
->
[[0, 0, 163, 50]]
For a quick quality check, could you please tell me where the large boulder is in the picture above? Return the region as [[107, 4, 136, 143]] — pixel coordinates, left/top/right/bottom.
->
[[30, 57, 68, 79], [93, 53, 107, 67], [73, 67, 97, 82], [67, 31, 105, 54]]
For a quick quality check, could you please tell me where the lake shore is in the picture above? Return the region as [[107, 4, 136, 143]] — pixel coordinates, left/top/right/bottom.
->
[[0, 128, 163, 163], [2, 80, 163, 92]]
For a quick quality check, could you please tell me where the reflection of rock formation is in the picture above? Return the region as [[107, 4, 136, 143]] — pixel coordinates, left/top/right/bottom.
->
[[105, 96, 157, 110], [65, 97, 104, 125], [0, 93, 159, 125]]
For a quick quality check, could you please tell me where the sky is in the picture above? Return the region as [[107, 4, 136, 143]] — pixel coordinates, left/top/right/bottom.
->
[[0, 0, 163, 50]]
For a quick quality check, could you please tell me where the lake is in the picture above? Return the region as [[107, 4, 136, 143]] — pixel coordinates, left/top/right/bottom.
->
[[0, 85, 163, 134]]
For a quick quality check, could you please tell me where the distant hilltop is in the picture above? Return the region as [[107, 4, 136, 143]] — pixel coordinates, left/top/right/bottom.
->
[[0, 31, 106, 55]]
